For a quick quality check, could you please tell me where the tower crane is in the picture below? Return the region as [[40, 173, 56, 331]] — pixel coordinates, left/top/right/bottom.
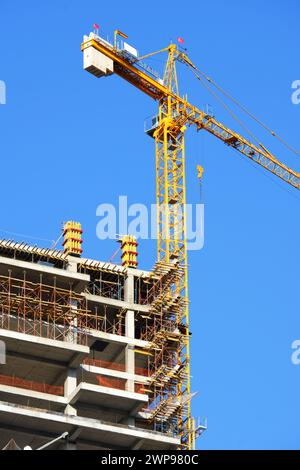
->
[[81, 29, 300, 450]]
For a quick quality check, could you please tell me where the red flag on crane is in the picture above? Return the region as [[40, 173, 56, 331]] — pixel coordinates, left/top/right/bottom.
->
[[177, 37, 184, 44], [93, 23, 100, 31]]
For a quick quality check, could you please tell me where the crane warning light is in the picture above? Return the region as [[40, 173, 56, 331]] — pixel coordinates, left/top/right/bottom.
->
[[178, 37, 184, 44]]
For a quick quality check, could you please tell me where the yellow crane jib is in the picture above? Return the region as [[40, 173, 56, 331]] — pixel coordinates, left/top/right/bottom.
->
[[81, 32, 300, 189]]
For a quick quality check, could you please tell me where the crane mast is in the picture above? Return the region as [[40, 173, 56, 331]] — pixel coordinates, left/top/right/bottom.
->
[[81, 30, 300, 450], [155, 99, 191, 447]]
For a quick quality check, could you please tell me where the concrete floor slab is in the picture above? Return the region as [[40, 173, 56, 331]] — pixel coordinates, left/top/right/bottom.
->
[[69, 382, 148, 415], [0, 385, 67, 411], [0, 329, 89, 367], [0, 401, 180, 450]]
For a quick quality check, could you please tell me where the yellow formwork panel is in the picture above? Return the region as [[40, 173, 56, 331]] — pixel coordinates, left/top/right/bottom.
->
[[120, 235, 138, 268], [63, 221, 83, 257]]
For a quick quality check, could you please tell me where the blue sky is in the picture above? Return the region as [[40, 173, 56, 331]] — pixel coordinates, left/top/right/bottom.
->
[[1, 0, 300, 449]]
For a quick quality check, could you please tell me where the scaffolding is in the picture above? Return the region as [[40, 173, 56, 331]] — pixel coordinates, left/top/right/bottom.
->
[[0, 272, 93, 345], [136, 260, 190, 442]]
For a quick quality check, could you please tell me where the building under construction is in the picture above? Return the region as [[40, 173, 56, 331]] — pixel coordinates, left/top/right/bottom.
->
[[3, 21, 297, 450], [0, 222, 206, 450]]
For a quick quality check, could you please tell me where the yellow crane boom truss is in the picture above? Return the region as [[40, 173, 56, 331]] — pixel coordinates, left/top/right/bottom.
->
[[82, 37, 300, 189]]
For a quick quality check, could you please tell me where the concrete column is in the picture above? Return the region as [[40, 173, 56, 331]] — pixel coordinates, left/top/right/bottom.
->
[[124, 272, 134, 304], [68, 298, 78, 344], [59, 440, 77, 450], [66, 257, 81, 344], [125, 311, 135, 393], [66, 257, 78, 273], [64, 368, 77, 416], [124, 274, 135, 394]]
